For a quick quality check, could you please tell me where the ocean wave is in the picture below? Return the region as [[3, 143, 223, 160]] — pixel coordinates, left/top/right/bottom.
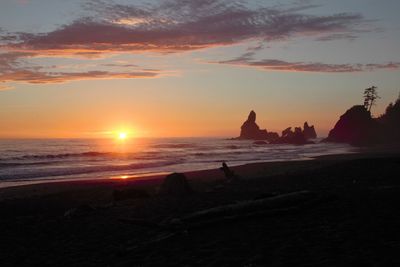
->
[[1, 151, 119, 161], [0, 161, 63, 168], [0, 150, 181, 163], [152, 143, 197, 149], [225, 145, 240, 149], [0, 139, 355, 184], [0, 159, 184, 180]]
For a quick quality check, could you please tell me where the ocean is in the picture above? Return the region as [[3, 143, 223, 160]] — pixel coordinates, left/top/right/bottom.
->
[[0, 138, 355, 188]]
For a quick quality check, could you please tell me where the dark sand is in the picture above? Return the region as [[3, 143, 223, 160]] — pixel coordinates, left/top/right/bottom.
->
[[1, 151, 400, 266]]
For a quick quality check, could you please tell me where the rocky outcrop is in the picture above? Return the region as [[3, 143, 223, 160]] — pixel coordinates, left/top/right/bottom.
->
[[235, 111, 316, 145], [325, 97, 400, 146], [264, 132, 280, 141], [324, 105, 378, 145], [303, 122, 317, 139], [238, 111, 279, 141], [272, 126, 313, 145]]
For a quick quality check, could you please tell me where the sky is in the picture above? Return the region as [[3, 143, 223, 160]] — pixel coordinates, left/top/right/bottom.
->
[[0, 0, 399, 138]]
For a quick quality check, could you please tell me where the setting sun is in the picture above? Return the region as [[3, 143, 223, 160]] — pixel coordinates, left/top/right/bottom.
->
[[118, 132, 127, 140]]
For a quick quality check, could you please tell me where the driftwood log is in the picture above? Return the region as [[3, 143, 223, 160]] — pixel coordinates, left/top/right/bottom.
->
[[120, 190, 319, 251], [177, 190, 317, 228], [122, 190, 317, 229]]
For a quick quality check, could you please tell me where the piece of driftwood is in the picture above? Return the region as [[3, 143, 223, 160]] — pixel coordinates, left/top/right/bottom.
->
[[120, 190, 318, 251], [121, 190, 316, 230], [187, 206, 298, 230], [180, 190, 316, 223]]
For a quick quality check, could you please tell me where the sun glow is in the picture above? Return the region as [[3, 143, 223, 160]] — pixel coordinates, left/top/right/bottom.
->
[[107, 125, 139, 140], [118, 132, 127, 140]]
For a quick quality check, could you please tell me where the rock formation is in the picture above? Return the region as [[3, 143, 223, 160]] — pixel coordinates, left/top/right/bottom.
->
[[325, 97, 400, 146], [324, 105, 378, 145], [282, 127, 292, 137], [235, 111, 316, 145], [303, 122, 317, 139], [238, 110, 279, 141], [271, 123, 317, 145], [272, 126, 312, 145]]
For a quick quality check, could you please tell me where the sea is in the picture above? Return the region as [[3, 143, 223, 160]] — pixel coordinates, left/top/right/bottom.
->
[[0, 138, 355, 188]]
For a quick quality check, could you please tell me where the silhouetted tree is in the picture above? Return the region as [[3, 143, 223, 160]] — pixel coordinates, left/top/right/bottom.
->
[[363, 86, 380, 112]]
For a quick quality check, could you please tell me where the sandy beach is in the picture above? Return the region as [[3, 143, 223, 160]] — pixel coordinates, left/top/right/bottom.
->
[[1, 150, 400, 266]]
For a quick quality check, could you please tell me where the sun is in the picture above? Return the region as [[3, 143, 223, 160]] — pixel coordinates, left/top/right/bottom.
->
[[118, 132, 127, 140]]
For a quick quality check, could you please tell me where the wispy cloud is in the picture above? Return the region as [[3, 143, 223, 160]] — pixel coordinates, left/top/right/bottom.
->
[[0, 69, 159, 84], [0, 51, 160, 86], [0, 84, 13, 91], [216, 54, 400, 73], [101, 63, 139, 68]]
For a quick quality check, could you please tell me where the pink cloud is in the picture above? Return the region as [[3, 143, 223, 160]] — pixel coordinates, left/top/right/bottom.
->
[[217, 55, 400, 73]]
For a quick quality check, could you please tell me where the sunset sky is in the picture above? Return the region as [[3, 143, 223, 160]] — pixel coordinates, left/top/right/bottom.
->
[[0, 0, 399, 138]]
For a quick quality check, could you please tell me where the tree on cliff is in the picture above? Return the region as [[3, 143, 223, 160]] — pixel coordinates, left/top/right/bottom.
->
[[363, 86, 380, 112]]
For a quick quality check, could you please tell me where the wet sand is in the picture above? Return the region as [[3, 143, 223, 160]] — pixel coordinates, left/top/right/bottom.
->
[[1, 151, 400, 266]]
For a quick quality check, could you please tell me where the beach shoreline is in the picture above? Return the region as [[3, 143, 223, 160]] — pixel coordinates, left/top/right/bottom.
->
[[0, 146, 398, 200], [0, 152, 345, 199], [1, 149, 400, 266]]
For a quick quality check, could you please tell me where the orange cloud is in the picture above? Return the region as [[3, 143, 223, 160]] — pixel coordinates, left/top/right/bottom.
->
[[0, 84, 13, 91], [0, 69, 159, 84], [0, 51, 161, 86]]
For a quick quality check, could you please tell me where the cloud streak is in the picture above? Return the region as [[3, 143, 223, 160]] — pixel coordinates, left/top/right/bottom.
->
[[0, 84, 13, 91], [0, 52, 160, 86], [0, 69, 159, 84], [217, 55, 400, 73]]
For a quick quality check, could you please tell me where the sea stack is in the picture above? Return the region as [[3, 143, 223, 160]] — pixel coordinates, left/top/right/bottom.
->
[[240, 110, 263, 139], [303, 122, 317, 139], [324, 105, 377, 145], [238, 111, 278, 141]]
